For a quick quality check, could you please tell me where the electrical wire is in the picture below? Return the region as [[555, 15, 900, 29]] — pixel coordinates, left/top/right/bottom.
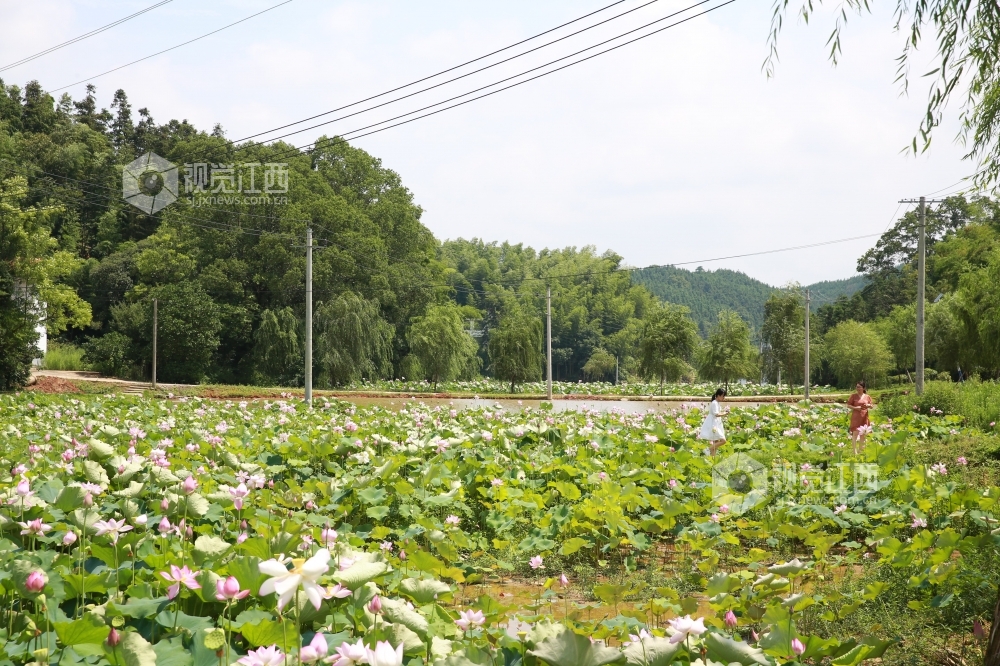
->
[[0, 0, 175, 73], [232, 0, 684, 144], [262, 0, 735, 165], [46, 0, 295, 93]]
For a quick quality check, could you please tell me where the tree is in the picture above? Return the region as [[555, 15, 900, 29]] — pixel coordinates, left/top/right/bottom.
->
[[761, 289, 805, 389], [874, 304, 916, 377], [638, 302, 699, 393], [253, 308, 300, 386], [697, 309, 759, 389], [766, 0, 1000, 189], [488, 310, 543, 392], [315, 293, 394, 387], [111, 282, 221, 384], [0, 176, 90, 388], [952, 249, 1000, 377], [822, 320, 893, 387], [582, 348, 617, 381], [407, 303, 479, 388]]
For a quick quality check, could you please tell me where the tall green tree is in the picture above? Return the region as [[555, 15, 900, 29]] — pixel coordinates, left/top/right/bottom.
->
[[487, 309, 543, 392], [582, 348, 617, 381], [697, 309, 759, 389], [761, 289, 805, 389], [315, 292, 394, 387], [822, 320, 893, 387], [637, 302, 699, 393], [407, 302, 479, 388], [874, 304, 916, 377]]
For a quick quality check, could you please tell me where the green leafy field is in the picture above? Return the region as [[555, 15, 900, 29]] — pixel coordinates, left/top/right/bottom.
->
[[0, 393, 996, 666]]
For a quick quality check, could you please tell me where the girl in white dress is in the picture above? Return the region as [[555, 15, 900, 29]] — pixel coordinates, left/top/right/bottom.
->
[[699, 388, 728, 455]]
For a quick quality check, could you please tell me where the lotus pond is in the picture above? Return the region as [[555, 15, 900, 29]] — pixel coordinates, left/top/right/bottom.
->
[[0, 393, 997, 666]]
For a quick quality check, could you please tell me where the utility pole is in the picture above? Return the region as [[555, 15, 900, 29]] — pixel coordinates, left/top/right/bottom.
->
[[916, 196, 926, 397], [152, 298, 158, 390], [804, 289, 810, 400], [305, 226, 313, 406], [615, 355, 619, 385], [899, 196, 943, 396], [546, 287, 552, 401]]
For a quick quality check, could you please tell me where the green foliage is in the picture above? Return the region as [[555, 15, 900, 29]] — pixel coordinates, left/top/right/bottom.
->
[[696, 309, 759, 388], [873, 304, 915, 373], [822, 320, 893, 387], [637, 302, 698, 390], [407, 302, 479, 387], [43, 341, 88, 371], [582, 348, 617, 381], [111, 282, 222, 384], [253, 308, 300, 386], [761, 288, 806, 387], [315, 292, 394, 387], [487, 308, 543, 391], [82, 331, 132, 378]]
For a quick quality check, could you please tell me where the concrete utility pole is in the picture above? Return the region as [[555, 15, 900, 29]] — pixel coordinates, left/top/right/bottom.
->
[[305, 226, 313, 406], [546, 287, 552, 401], [615, 355, 619, 385], [804, 289, 810, 400], [899, 196, 943, 396], [916, 197, 926, 397], [152, 298, 158, 389]]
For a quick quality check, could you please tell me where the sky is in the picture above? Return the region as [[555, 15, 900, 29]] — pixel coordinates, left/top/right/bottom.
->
[[0, 0, 975, 286]]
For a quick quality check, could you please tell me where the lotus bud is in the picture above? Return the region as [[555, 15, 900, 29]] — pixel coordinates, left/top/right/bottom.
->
[[83, 493, 94, 508], [107, 628, 121, 647], [62, 531, 77, 546], [25, 570, 46, 593], [724, 611, 737, 629], [367, 595, 382, 614], [791, 638, 805, 656]]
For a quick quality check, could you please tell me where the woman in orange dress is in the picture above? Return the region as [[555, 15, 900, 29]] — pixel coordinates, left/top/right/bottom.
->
[[847, 380, 873, 453]]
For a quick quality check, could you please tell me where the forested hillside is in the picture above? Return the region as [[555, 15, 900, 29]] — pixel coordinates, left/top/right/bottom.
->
[[0, 81, 664, 386]]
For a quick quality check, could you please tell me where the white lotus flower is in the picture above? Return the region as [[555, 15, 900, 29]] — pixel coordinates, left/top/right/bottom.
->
[[667, 615, 707, 644], [258, 548, 330, 610], [366, 641, 403, 666]]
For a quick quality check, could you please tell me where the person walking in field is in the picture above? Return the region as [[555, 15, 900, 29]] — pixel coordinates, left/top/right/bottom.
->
[[847, 380, 874, 454], [699, 388, 728, 455]]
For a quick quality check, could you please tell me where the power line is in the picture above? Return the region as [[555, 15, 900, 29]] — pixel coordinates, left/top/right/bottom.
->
[[46, 0, 295, 94], [232, 0, 683, 144], [262, 0, 735, 165], [0, 0, 175, 73]]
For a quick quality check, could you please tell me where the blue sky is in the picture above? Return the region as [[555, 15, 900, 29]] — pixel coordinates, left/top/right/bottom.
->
[[0, 0, 973, 285]]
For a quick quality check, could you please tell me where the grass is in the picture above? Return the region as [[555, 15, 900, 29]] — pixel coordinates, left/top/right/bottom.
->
[[42, 342, 89, 371], [880, 380, 1000, 429]]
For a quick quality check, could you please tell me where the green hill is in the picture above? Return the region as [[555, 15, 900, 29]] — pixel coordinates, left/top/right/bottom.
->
[[631, 265, 867, 334]]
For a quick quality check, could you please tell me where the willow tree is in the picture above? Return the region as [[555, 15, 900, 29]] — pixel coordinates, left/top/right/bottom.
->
[[697, 309, 759, 390], [638, 302, 699, 394], [407, 302, 478, 389], [488, 310, 542, 392], [315, 293, 394, 387], [253, 308, 300, 386]]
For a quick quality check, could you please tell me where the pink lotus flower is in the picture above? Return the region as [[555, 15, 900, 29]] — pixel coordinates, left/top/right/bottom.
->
[[957, 456, 968, 465], [215, 576, 250, 601], [15, 479, 32, 498], [259, 548, 330, 611], [107, 627, 121, 647], [238, 645, 286, 666], [724, 610, 738, 629], [19, 518, 51, 537], [320, 528, 337, 546], [300, 633, 328, 664], [63, 531, 78, 546], [93, 518, 132, 543], [491, 478, 503, 487], [529, 555, 543, 570], [367, 595, 382, 614], [25, 570, 46, 593], [366, 640, 403, 666], [559, 573, 569, 587], [332, 639, 368, 666], [160, 565, 201, 599], [181, 476, 198, 494], [454, 609, 486, 631], [228, 483, 249, 510], [444, 515, 460, 527], [324, 583, 352, 599], [791, 638, 806, 655]]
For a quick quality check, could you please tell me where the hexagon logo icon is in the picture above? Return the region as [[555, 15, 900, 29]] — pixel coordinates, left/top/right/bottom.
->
[[122, 152, 179, 214], [712, 453, 768, 514]]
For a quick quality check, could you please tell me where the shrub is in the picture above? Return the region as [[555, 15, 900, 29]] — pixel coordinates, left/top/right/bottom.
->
[[82, 332, 133, 378]]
